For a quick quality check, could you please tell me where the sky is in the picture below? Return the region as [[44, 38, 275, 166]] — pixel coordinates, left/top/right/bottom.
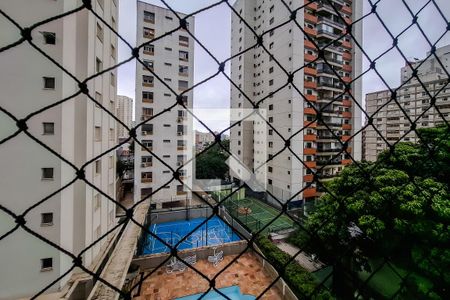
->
[[116, 0, 450, 132]]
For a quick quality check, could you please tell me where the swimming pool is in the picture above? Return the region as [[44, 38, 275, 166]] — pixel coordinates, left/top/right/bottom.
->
[[176, 286, 255, 300], [141, 216, 241, 255]]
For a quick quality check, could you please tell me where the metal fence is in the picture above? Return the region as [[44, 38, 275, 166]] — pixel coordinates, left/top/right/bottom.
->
[[1, 0, 449, 299]]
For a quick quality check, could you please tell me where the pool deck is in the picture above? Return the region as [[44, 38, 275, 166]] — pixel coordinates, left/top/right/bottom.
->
[[133, 252, 283, 300]]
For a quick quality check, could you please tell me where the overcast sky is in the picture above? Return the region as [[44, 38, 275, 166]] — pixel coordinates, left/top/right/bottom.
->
[[116, 0, 450, 132]]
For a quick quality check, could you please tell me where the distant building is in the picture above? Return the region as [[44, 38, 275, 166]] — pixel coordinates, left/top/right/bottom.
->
[[230, 0, 363, 205], [134, 1, 195, 209], [116, 95, 133, 139], [364, 45, 450, 161], [0, 0, 118, 298], [195, 130, 217, 151]]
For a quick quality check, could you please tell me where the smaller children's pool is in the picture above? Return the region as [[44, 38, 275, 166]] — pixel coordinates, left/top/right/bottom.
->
[[176, 286, 256, 300]]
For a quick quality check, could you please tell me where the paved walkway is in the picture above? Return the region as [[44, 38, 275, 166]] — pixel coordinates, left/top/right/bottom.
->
[[276, 242, 324, 272]]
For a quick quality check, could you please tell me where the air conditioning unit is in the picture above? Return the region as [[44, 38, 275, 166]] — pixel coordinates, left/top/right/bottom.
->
[[177, 117, 183, 122], [141, 163, 147, 168], [177, 161, 183, 166], [177, 132, 183, 136], [142, 132, 147, 136]]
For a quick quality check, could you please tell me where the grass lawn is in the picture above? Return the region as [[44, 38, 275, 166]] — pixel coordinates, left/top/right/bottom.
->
[[224, 197, 295, 233], [358, 259, 432, 298]]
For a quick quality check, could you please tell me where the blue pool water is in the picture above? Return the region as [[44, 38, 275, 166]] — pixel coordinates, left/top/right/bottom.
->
[[176, 286, 256, 300], [141, 216, 241, 255]]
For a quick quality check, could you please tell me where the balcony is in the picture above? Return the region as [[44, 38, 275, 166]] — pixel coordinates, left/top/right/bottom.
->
[[317, 159, 341, 166], [344, 17, 352, 25], [142, 82, 154, 88], [141, 115, 152, 121], [304, 40, 318, 50], [304, 67, 317, 76], [177, 131, 186, 136], [304, 147, 317, 155], [317, 147, 342, 154], [303, 174, 314, 182], [304, 134, 317, 142], [304, 161, 317, 169], [306, 2, 318, 10], [177, 190, 188, 195], [141, 162, 152, 168], [305, 12, 318, 23], [304, 107, 317, 115], [317, 29, 339, 40], [304, 80, 317, 89], [342, 111, 352, 118], [141, 146, 153, 151], [305, 53, 317, 62], [342, 76, 352, 83], [304, 120, 317, 128], [177, 116, 186, 123], [305, 94, 317, 102], [343, 64, 352, 72], [342, 5, 352, 14], [304, 27, 317, 37], [342, 54, 352, 62], [177, 146, 187, 150], [303, 187, 317, 198], [341, 135, 351, 142], [342, 41, 352, 50], [141, 178, 153, 183], [342, 123, 352, 130], [318, 16, 345, 30], [341, 159, 352, 165], [142, 98, 153, 104]]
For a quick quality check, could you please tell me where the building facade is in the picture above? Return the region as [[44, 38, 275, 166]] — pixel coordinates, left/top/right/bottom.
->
[[116, 95, 133, 139], [195, 130, 217, 152], [230, 0, 362, 206], [365, 45, 450, 161], [134, 1, 194, 209], [0, 0, 118, 299]]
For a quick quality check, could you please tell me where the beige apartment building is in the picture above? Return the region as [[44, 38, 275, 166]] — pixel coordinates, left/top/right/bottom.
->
[[116, 95, 133, 139], [365, 45, 450, 161], [0, 0, 118, 298], [230, 0, 362, 206], [134, 2, 194, 209]]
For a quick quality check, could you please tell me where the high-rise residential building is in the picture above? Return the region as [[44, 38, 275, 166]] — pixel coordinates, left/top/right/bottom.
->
[[365, 45, 450, 161], [135, 2, 195, 209], [0, 0, 118, 298], [116, 95, 133, 139], [230, 0, 362, 206], [195, 130, 217, 152]]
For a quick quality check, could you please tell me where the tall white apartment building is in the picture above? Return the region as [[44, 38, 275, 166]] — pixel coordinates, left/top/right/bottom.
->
[[116, 95, 133, 139], [365, 45, 450, 161], [230, 0, 363, 206], [0, 0, 118, 298], [135, 2, 194, 209]]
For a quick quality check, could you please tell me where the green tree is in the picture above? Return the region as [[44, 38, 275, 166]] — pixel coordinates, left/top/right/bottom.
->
[[288, 127, 450, 298], [195, 139, 230, 180]]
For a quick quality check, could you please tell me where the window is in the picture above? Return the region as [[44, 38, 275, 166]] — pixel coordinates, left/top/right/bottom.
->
[[142, 91, 153, 102], [95, 126, 101, 141], [42, 168, 54, 180], [143, 59, 154, 70], [94, 193, 101, 209], [41, 32, 55, 45], [110, 72, 115, 86], [143, 44, 154, 55], [43, 77, 55, 89], [43, 122, 54, 135], [179, 65, 189, 76], [96, 58, 102, 72], [144, 11, 155, 23], [165, 47, 173, 51], [141, 172, 153, 182], [111, 44, 116, 59], [269, 67, 274, 74], [269, 79, 274, 86], [165, 16, 173, 20], [179, 50, 189, 61], [41, 258, 53, 271], [143, 27, 155, 39], [269, 17, 274, 25], [179, 35, 189, 47], [96, 23, 103, 42], [178, 80, 189, 90], [95, 160, 101, 174], [41, 213, 53, 226], [143, 75, 154, 85]]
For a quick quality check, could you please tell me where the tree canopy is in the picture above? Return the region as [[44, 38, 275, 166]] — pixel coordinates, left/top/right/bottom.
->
[[288, 126, 450, 299], [195, 139, 230, 180]]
